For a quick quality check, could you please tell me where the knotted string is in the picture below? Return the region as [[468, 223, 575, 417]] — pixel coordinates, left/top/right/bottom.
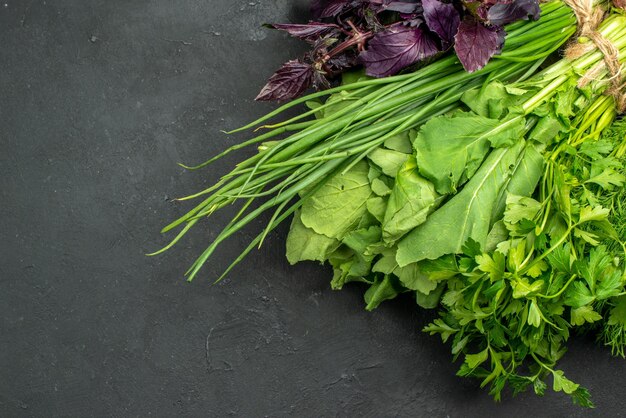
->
[[563, 0, 626, 112]]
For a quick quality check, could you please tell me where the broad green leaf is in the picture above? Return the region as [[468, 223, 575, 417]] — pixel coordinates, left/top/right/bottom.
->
[[383, 131, 413, 154], [371, 178, 392, 196], [364, 275, 404, 311], [505, 86, 529, 96], [485, 221, 509, 253], [285, 212, 341, 264], [357, 210, 378, 230], [342, 226, 382, 260], [316, 90, 360, 118], [416, 283, 446, 309], [493, 144, 544, 227], [372, 248, 398, 275], [305, 100, 322, 112], [329, 248, 373, 290], [341, 68, 370, 85], [395, 263, 438, 294], [301, 160, 372, 239], [417, 256, 459, 281], [529, 114, 564, 144], [397, 141, 526, 266], [461, 81, 530, 119], [414, 111, 525, 195], [328, 226, 381, 290], [382, 156, 439, 243], [368, 165, 383, 183], [367, 148, 409, 177], [366, 196, 387, 223], [570, 305, 602, 326]]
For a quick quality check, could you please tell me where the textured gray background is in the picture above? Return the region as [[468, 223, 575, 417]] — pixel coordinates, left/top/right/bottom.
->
[[1, 1, 625, 416]]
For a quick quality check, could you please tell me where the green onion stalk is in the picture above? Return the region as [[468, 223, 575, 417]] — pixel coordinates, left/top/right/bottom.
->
[[152, 1, 582, 281]]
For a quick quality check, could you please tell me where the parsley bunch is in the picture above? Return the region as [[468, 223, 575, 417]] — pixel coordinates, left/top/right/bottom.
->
[[424, 107, 626, 406]]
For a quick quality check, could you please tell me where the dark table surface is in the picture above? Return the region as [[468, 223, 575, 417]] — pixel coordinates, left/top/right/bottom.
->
[[2, 1, 626, 417]]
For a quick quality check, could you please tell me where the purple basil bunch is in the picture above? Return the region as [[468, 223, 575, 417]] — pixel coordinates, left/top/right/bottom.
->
[[256, 0, 540, 101]]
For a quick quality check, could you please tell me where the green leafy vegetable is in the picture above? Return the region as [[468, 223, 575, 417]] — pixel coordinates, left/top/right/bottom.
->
[[300, 161, 372, 239]]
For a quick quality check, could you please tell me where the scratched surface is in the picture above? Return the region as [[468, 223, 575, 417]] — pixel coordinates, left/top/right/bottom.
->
[[1, 1, 626, 416]]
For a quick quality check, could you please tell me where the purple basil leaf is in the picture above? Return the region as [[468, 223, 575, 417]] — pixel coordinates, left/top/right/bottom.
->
[[400, 14, 423, 23], [389, 2, 422, 14], [310, 0, 350, 19], [422, 0, 460, 45], [313, 71, 332, 90], [311, 0, 360, 18], [256, 60, 314, 101], [327, 51, 359, 72], [476, 3, 490, 21], [362, 5, 385, 30], [360, 24, 440, 77], [310, 35, 341, 61], [454, 18, 504, 72], [370, 0, 422, 14], [487, 0, 540, 26], [311, 0, 354, 19], [267, 22, 340, 42], [322, 4, 348, 18]]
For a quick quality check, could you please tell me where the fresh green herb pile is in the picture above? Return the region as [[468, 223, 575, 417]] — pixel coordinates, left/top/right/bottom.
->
[[154, 1, 626, 406], [155, 0, 578, 280]]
